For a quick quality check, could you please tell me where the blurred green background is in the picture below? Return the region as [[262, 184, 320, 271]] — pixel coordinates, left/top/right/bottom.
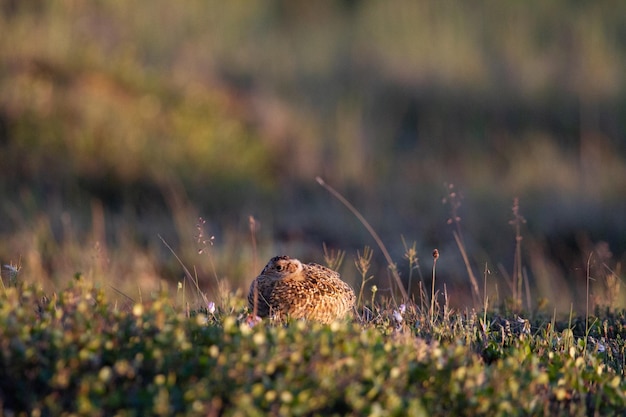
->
[[1, 0, 625, 311]]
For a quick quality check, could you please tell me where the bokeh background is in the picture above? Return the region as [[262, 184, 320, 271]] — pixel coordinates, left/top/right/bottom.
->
[[1, 1, 625, 312]]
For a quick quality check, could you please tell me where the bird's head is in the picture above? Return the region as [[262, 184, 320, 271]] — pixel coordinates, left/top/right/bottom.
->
[[261, 256, 304, 280]]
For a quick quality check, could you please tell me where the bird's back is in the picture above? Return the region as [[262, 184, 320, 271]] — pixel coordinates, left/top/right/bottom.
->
[[248, 257, 355, 323]]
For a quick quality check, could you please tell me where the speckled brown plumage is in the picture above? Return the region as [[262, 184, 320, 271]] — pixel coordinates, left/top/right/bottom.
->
[[248, 256, 356, 324]]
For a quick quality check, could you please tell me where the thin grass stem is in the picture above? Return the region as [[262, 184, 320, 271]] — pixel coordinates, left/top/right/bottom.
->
[[316, 177, 408, 303]]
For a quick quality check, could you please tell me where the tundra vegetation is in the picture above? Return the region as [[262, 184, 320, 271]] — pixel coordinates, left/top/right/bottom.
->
[[1, 1, 626, 415]]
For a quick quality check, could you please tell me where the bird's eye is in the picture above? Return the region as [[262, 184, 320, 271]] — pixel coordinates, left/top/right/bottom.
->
[[276, 265, 284, 272]]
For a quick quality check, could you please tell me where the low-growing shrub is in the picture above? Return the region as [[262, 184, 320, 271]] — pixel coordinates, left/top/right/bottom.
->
[[0, 280, 625, 416]]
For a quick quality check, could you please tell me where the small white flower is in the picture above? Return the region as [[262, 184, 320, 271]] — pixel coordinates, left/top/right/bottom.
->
[[207, 301, 216, 314], [517, 316, 531, 334], [393, 310, 403, 323], [399, 304, 406, 314], [3, 263, 20, 285], [590, 337, 607, 353]]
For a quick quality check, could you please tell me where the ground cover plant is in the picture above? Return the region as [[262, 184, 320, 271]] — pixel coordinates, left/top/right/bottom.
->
[[1, 253, 626, 416], [2, 168, 625, 416]]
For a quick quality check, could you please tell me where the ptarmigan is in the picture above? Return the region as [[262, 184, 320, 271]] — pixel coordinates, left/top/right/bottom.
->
[[248, 256, 355, 324]]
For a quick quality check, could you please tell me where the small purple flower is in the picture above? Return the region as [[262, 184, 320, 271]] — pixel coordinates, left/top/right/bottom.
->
[[393, 310, 403, 323], [207, 302, 216, 314], [393, 304, 406, 324], [246, 315, 262, 327]]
